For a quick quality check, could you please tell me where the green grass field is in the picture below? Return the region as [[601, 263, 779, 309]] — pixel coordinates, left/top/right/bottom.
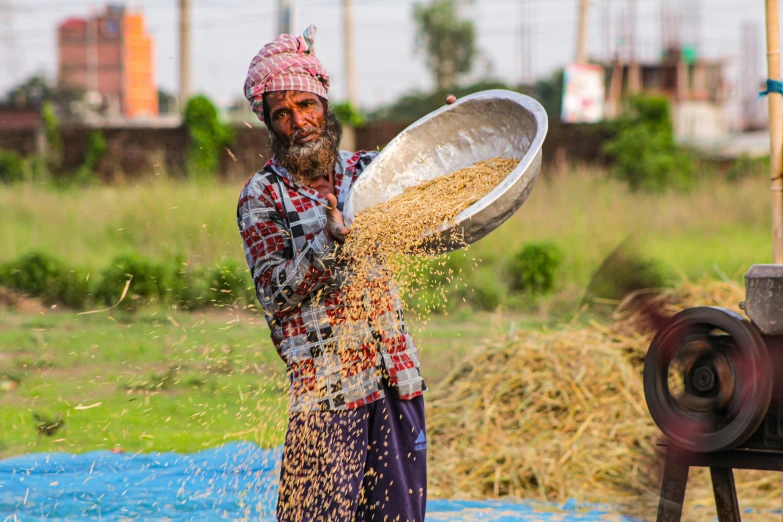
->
[[0, 305, 536, 458], [0, 168, 775, 457], [0, 169, 772, 291]]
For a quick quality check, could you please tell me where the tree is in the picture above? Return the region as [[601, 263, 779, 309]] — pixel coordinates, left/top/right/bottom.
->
[[6, 75, 52, 106], [5, 74, 85, 119], [183, 95, 235, 177], [413, 0, 477, 94]]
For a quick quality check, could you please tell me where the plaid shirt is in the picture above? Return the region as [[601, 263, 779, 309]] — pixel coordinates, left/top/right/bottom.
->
[[237, 150, 426, 411]]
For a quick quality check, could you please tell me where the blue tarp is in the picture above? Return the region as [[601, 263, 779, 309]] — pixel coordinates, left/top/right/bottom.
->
[[0, 442, 639, 521]]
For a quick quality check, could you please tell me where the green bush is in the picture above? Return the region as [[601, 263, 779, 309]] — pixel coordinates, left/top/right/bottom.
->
[[83, 131, 107, 170], [184, 95, 235, 177], [42, 100, 62, 168], [208, 260, 253, 305], [56, 131, 107, 187], [465, 267, 506, 311], [0, 149, 25, 184], [507, 242, 563, 296], [333, 102, 366, 128], [604, 96, 694, 193], [95, 254, 171, 310], [0, 251, 89, 307], [166, 259, 210, 310]]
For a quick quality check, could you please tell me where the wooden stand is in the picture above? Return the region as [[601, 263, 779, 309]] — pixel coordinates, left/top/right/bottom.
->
[[656, 447, 783, 522]]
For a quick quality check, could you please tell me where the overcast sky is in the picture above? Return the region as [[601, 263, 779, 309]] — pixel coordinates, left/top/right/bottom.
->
[[0, 0, 770, 111]]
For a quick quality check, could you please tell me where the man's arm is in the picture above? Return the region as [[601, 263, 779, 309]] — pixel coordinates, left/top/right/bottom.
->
[[238, 179, 339, 318]]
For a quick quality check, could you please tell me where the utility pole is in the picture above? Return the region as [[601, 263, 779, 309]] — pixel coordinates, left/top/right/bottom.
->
[[179, 0, 191, 109], [0, 0, 20, 82], [765, 0, 783, 262], [344, 0, 358, 108], [342, 0, 358, 150], [575, 0, 590, 63], [603, 0, 612, 63], [519, 0, 533, 84], [660, 0, 668, 55], [277, 0, 296, 35], [741, 21, 763, 130], [628, 0, 640, 93]]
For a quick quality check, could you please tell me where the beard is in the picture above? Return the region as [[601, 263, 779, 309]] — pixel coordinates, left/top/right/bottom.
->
[[269, 109, 343, 185]]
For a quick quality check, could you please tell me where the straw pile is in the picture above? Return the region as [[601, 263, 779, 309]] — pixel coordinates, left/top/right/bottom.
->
[[427, 281, 783, 520]]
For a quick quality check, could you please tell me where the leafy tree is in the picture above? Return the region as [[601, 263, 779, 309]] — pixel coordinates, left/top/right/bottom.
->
[[532, 69, 564, 120], [333, 102, 366, 128], [603, 96, 694, 193], [368, 80, 511, 123], [413, 0, 477, 94], [183, 95, 235, 177], [6, 75, 52, 106]]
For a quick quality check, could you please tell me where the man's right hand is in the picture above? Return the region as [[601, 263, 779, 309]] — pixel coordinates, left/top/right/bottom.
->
[[325, 193, 349, 244]]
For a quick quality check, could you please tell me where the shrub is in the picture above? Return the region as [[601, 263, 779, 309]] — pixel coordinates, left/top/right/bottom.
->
[[465, 267, 506, 311], [42, 100, 62, 168], [95, 254, 170, 310], [56, 131, 107, 187], [603, 96, 694, 193], [507, 242, 563, 296], [166, 259, 211, 310], [183, 95, 235, 177], [0, 251, 89, 307], [0, 149, 25, 184], [208, 260, 253, 305], [333, 102, 366, 128], [53, 268, 90, 309]]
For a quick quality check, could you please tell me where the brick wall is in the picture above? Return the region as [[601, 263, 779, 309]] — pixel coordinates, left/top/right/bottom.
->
[[0, 120, 614, 181]]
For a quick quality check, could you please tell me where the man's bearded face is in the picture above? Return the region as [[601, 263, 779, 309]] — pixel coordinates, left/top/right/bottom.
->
[[266, 94, 343, 185]]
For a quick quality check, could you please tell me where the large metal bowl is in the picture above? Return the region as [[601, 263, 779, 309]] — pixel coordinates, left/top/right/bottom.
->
[[343, 89, 548, 253]]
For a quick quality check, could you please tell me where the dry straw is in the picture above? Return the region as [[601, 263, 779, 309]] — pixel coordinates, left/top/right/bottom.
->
[[426, 281, 783, 521], [341, 158, 519, 322]]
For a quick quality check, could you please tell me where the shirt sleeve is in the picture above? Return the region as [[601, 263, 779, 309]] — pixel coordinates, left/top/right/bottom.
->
[[237, 178, 339, 318]]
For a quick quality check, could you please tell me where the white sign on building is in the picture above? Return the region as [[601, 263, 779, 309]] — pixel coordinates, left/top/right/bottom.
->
[[561, 63, 606, 124]]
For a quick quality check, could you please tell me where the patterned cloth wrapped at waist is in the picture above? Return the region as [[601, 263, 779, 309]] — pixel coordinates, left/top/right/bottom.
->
[[236, 150, 426, 411]]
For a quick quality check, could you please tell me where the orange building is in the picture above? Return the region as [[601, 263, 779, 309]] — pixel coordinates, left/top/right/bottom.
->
[[58, 5, 157, 118]]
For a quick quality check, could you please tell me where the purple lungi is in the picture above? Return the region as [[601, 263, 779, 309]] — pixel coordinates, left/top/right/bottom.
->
[[276, 383, 427, 521]]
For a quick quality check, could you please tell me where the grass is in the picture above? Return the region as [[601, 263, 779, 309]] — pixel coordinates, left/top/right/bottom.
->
[[0, 168, 773, 293], [0, 166, 776, 457], [0, 306, 539, 458]]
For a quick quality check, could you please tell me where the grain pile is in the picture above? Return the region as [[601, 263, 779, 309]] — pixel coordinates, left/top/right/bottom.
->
[[341, 158, 519, 318], [427, 281, 783, 520]]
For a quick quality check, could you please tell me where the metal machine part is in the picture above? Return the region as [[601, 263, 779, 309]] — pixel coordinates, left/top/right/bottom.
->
[[743, 264, 783, 335], [343, 90, 548, 253], [643, 307, 773, 453], [644, 296, 783, 522]]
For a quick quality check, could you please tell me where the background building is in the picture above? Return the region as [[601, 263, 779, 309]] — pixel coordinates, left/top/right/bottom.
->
[[58, 5, 157, 119]]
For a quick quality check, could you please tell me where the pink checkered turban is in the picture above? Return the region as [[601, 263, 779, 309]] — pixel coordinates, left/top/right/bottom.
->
[[244, 25, 330, 123]]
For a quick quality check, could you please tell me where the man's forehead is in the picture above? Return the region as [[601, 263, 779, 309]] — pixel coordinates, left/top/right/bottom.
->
[[265, 91, 321, 105]]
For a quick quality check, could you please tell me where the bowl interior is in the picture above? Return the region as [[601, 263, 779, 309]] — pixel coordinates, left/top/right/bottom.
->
[[344, 92, 542, 222]]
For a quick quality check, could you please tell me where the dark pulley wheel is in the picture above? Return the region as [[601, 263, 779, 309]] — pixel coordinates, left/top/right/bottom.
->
[[643, 306, 772, 453]]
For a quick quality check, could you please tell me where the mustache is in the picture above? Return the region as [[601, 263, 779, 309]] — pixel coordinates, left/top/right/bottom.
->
[[269, 109, 343, 184], [291, 127, 318, 142]]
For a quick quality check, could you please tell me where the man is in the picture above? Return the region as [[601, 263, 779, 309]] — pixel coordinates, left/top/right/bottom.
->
[[238, 26, 450, 521]]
